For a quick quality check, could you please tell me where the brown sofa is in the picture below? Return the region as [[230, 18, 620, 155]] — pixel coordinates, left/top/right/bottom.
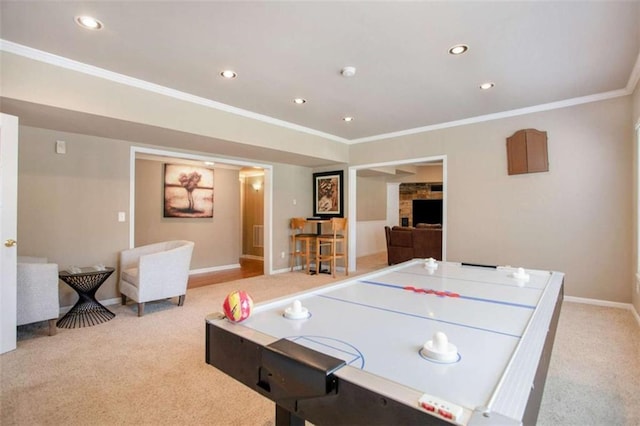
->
[[384, 225, 442, 265]]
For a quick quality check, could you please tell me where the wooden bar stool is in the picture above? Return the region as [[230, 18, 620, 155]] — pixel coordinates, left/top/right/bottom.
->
[[289, 218, 316, 274], [316, 217, 348, 278]]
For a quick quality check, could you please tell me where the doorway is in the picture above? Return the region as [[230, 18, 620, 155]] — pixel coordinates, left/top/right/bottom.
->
[[130, 146, 271, 276], [240, 168, 265, 261], [348, 155, 448, 271]]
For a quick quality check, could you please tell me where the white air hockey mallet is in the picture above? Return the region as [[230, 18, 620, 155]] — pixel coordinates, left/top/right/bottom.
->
[[512, 267, 530, 286], [421, 331, 458, 363], [284, 299, 310, 320], [424, 257, 438, 270], [512, 267, 529, 280]]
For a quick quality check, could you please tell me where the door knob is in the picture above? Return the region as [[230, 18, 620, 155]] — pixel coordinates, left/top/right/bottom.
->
[[4, 239, 17, 247]]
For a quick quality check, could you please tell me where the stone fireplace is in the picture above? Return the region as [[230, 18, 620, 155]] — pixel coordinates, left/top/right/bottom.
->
[[399, 182, 443, 226]]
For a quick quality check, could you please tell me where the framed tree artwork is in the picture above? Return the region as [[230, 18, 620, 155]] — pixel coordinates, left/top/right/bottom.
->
[[313, 170, 343, 218], [164, 164, 214, 218]]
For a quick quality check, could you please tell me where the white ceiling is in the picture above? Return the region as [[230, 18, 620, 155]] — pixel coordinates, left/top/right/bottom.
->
[[0, 1, 639, 145]]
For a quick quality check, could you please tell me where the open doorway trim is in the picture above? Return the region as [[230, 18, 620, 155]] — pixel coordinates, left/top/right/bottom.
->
[[129, 146, 274, 275], [347, 155, 448, 272]]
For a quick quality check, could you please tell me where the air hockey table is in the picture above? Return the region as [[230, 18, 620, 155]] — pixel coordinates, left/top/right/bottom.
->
[[205, 259, 564, 425]]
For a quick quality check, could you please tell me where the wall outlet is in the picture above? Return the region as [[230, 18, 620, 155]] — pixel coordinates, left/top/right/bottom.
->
[[281, 251, 286, 259]]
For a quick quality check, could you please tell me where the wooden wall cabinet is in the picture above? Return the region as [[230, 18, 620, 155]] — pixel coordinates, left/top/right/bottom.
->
[[506, 129, 549, 175]]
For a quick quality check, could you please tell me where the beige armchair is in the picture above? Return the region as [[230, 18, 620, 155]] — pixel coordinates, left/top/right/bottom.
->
[[17, 256, 60, 335], [119, 240, 194, 316]]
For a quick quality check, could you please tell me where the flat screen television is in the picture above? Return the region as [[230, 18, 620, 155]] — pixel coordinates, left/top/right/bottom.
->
[[412, 199, 443, 226]]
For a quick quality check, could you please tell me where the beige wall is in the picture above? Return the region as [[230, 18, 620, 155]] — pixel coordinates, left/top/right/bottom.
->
[[356, 176, 387, 221], [390, 164, 444, 184], [8, 48, 638, 306], [134, 159, 241, 270], [632, 85, 640, 314], [350, 97, 634, 303], [271, 164, 317, 270], [15, 98, 637, 304], [17, 126, 130, 306], [16, 124, 321, 291]]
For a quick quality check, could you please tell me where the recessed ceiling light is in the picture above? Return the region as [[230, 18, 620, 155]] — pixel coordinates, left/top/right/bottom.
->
[[448, 44, 468, 55], [343, 116, 354, 122], [293, 98, 307, 104], [220, 70, 237, 79], [75, 15, 103, 30], [480, 82, 495, 90]]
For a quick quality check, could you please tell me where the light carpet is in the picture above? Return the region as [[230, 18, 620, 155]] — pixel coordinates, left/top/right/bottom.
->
[[1, 255, 639, 425]]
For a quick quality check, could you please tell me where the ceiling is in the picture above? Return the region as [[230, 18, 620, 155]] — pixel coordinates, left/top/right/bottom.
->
[[1, 1, 638, 146]]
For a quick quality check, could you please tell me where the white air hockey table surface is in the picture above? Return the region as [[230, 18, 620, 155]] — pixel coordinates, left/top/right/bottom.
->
[[206, 260, 564, 425]]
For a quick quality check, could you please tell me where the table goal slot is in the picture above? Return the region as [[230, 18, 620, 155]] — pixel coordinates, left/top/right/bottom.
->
[[258, 338, 345, 400], [461, 262, 498, 269]]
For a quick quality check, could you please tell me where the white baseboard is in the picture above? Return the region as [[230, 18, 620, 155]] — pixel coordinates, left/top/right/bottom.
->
[[189, 263, 240, 275], [564, 295, 631, 309], [564, 296, 640, 327], [191, 259, 264, 275]]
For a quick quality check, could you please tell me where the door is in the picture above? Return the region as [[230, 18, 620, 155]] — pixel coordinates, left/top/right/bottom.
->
[[0, 113, 19, 354]]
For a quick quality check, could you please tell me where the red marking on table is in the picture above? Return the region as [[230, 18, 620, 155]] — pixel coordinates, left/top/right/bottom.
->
[[403, 286, 460, 298]]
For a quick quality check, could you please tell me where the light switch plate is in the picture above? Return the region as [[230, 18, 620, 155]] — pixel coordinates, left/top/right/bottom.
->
[[55, 140, 66, 154]]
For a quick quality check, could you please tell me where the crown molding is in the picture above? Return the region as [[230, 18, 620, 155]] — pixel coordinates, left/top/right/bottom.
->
[[1, 39, 638, 146], [626, 50, 640, 94], [349, 49, 640, 144], [0, 39, 350, 144], [349, 88, 631, 145]]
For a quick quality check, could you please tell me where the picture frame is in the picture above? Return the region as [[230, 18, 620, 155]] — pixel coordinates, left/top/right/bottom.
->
[[163, 163, 214, 218], [313, 170, 343, 217]]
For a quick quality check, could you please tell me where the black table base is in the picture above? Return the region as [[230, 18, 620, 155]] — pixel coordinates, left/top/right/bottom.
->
[[57, 298, 115, 328], [57, 267, 115, 329]]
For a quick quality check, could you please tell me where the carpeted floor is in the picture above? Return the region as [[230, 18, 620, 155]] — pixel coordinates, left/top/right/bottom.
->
[[2, 254, 639, 425], [537, 303, 640, 426]]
